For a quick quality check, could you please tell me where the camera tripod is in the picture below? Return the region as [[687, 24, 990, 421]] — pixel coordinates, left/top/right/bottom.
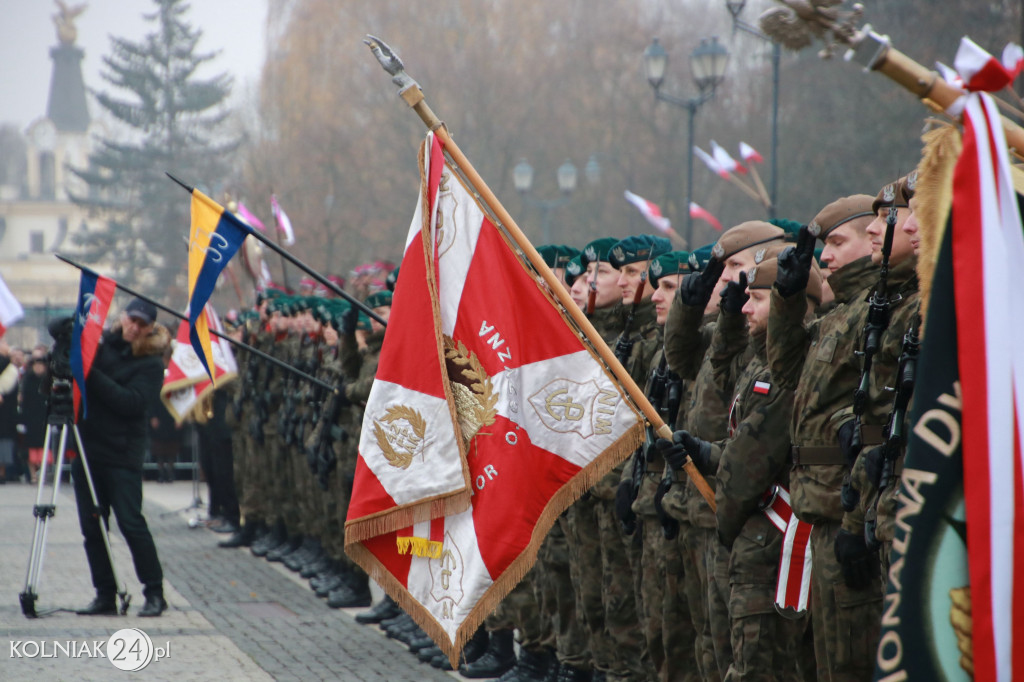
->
[[20, 381, 130, 618]]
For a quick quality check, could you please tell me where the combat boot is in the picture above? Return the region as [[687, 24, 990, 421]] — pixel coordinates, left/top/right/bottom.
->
[[458, 628, 515, 679], [497, 646, 555, 682], [418, 644, 444, 663], [554, 664, 591, 682], [300, 550, 332, 578], [251, 520, 286, 557], [284, 537, 319, 571], [314, 568, 348, 598], [355, 594, 401, 624], [266, 533, 303, 562], [325, 581, 371, 608], [218, 521, 258, 548]]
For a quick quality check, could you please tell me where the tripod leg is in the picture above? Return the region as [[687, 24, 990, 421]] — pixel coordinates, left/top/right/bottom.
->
[[20, 424, 64, 617], [70, 425, 131, 616]]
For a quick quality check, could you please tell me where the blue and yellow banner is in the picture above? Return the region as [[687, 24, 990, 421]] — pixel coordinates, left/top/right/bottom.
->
[[187, 188, 249, 382]]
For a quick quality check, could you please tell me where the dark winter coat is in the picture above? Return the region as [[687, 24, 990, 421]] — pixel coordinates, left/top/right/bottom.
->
[[0, 356, 18, 440], [79, 323, 171, 471], [19, 370, 49, 448]]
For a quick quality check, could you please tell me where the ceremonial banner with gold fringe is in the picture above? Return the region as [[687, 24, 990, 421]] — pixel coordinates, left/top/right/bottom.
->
[[161, 304, 237, 424], [346, 132, 645, 664]]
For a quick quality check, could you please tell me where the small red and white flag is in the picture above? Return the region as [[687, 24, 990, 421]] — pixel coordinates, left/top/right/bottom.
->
[[739, 141, 765, 165], [346, 133, 644, 664], [761, 485, 812, 614], [752, 380, 771, 395], [0, 272, 23, 339], [693, 146, 729, 179], [235, 201, 266, 231], [161, 304, 238, 423], [689, 202, 723, 232], [711, 140, 747, 175], [271, 194, 296, 246], [623, 190, 672, 234]]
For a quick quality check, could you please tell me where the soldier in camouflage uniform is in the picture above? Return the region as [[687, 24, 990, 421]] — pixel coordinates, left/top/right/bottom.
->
[[558, 237, 625, 680], [663, 222, 787, 681], [667, 257, 824, 681], [767, 195, 884, 682], [841, 176, 921, 581], [616, 250, 700, 682]]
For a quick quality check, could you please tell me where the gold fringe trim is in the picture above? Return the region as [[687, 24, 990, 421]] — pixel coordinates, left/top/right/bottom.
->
[[914, 120, 961, 335], [396, 536, 444, 559], [343, 488, 472, 544], [344, 421, 644, 668]]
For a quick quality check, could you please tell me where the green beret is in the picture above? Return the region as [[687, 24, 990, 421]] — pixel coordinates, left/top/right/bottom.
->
[[537, 244, 582, 269], [688, 244, 715, 272], [608, 235, 672, 269], [768, 218, 803, 240], [648, 250, 691, 288], [386, 266, 400, 292], [365, 290, 393, 309], [564, 255, 584, 286], [579, 237, 619, 270]]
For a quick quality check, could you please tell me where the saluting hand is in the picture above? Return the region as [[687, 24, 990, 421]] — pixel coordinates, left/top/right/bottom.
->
[[775, 225, 816, 297]]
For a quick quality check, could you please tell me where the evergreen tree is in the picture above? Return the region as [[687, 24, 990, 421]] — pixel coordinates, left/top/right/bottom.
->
[[70, 0, 240, 297]]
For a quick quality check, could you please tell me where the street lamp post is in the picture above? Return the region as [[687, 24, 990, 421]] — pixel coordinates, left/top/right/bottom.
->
[[513, 158, 578, 244], [643, 36, 729, 246], [725, 0, 780, 218]]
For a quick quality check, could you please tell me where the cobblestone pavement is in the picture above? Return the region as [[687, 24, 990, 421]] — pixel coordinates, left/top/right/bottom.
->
[[0, 475, 461, 681]]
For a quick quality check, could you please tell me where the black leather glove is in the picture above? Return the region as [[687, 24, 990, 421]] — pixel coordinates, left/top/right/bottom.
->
[[615, 480, 637, 535], [837, 421, 858, 466], [775, 225, 816, 298], [339, 305, 360, 335], [614, 335, 635, 364], [657, 430, 712, 475], [653, 476, 679, 540], [833, 528, 879, 590], [678, 258, 725, 308], [863, 445, 885, 488], [720, 271, 749, 314], [840, 479, 860, 512]]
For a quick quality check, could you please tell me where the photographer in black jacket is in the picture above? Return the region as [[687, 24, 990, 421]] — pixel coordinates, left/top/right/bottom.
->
[[73, 298, 172, 617]]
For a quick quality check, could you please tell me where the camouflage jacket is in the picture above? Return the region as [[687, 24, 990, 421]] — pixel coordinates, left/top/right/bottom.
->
[[714, 331, 795, 567], [842, 259, 921, 539], [684, 306, 751, 528], [768, 255, 878, 524]]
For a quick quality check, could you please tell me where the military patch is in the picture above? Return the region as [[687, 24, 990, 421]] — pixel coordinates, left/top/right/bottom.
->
[[753, 380, 771, 395], [566, 260, 582, 276], [712, 242, 725, 259], [650, 259, 663, 277], [585, 245, 597, 261], [612, 245, 626, 263], [906, 169, 918, 191], [808, 220, 821, 238], [689, 253, 700, 269], [815, 336, 838, 363], [748, 266, 758, 283], [754, 247, 768, 264], [882, 183, 896, 203]]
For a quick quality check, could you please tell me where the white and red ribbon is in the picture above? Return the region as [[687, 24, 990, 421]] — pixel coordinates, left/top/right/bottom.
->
[[762, 485, 812, 614], [949, 36, 1024, 682]]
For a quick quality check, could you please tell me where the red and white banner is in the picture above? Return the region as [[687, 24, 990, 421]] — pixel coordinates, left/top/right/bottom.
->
[[694, 145, 728, 178], [161, 304, 238, 424], [271, 194, 296, 246], [623, 190, 672, 234], [346, 133, 644, 663], [949, 37, 1024, 682], [0, 272, 23, 339], [711, 139, 747, 175], [761, 485, 812, 614], [739, 141, 764, 164], [689, 202, 723, 232]]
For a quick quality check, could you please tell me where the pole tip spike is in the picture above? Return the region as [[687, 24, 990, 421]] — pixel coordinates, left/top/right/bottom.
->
[[165, 172, 194, 193]]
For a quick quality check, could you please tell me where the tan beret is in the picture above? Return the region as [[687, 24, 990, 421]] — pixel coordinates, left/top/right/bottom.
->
[[747, 257, 824, 305], [808, 194, 876, 239], [712, 220, 785, 261], [871, 176, 912, 214]]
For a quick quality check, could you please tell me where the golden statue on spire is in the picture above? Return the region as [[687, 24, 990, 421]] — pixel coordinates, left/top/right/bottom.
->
[[53, 1, 88, 46]]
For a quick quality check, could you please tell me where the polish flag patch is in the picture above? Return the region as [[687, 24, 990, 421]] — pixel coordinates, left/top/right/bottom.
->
[[753, 380, 771, 395]]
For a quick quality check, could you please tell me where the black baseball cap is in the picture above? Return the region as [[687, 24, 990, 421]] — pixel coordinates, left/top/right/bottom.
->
[[124, 298, 157, 325]]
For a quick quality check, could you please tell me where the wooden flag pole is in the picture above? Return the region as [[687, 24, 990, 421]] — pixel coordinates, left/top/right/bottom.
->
[[55, 254, 336, 393], [364, 35, 716, 510], [747, 164, 772, 210], [726, 171, 767, 204]]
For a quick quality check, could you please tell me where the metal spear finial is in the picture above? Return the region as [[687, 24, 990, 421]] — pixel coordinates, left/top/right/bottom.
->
[[364, 35, 419, 94]]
